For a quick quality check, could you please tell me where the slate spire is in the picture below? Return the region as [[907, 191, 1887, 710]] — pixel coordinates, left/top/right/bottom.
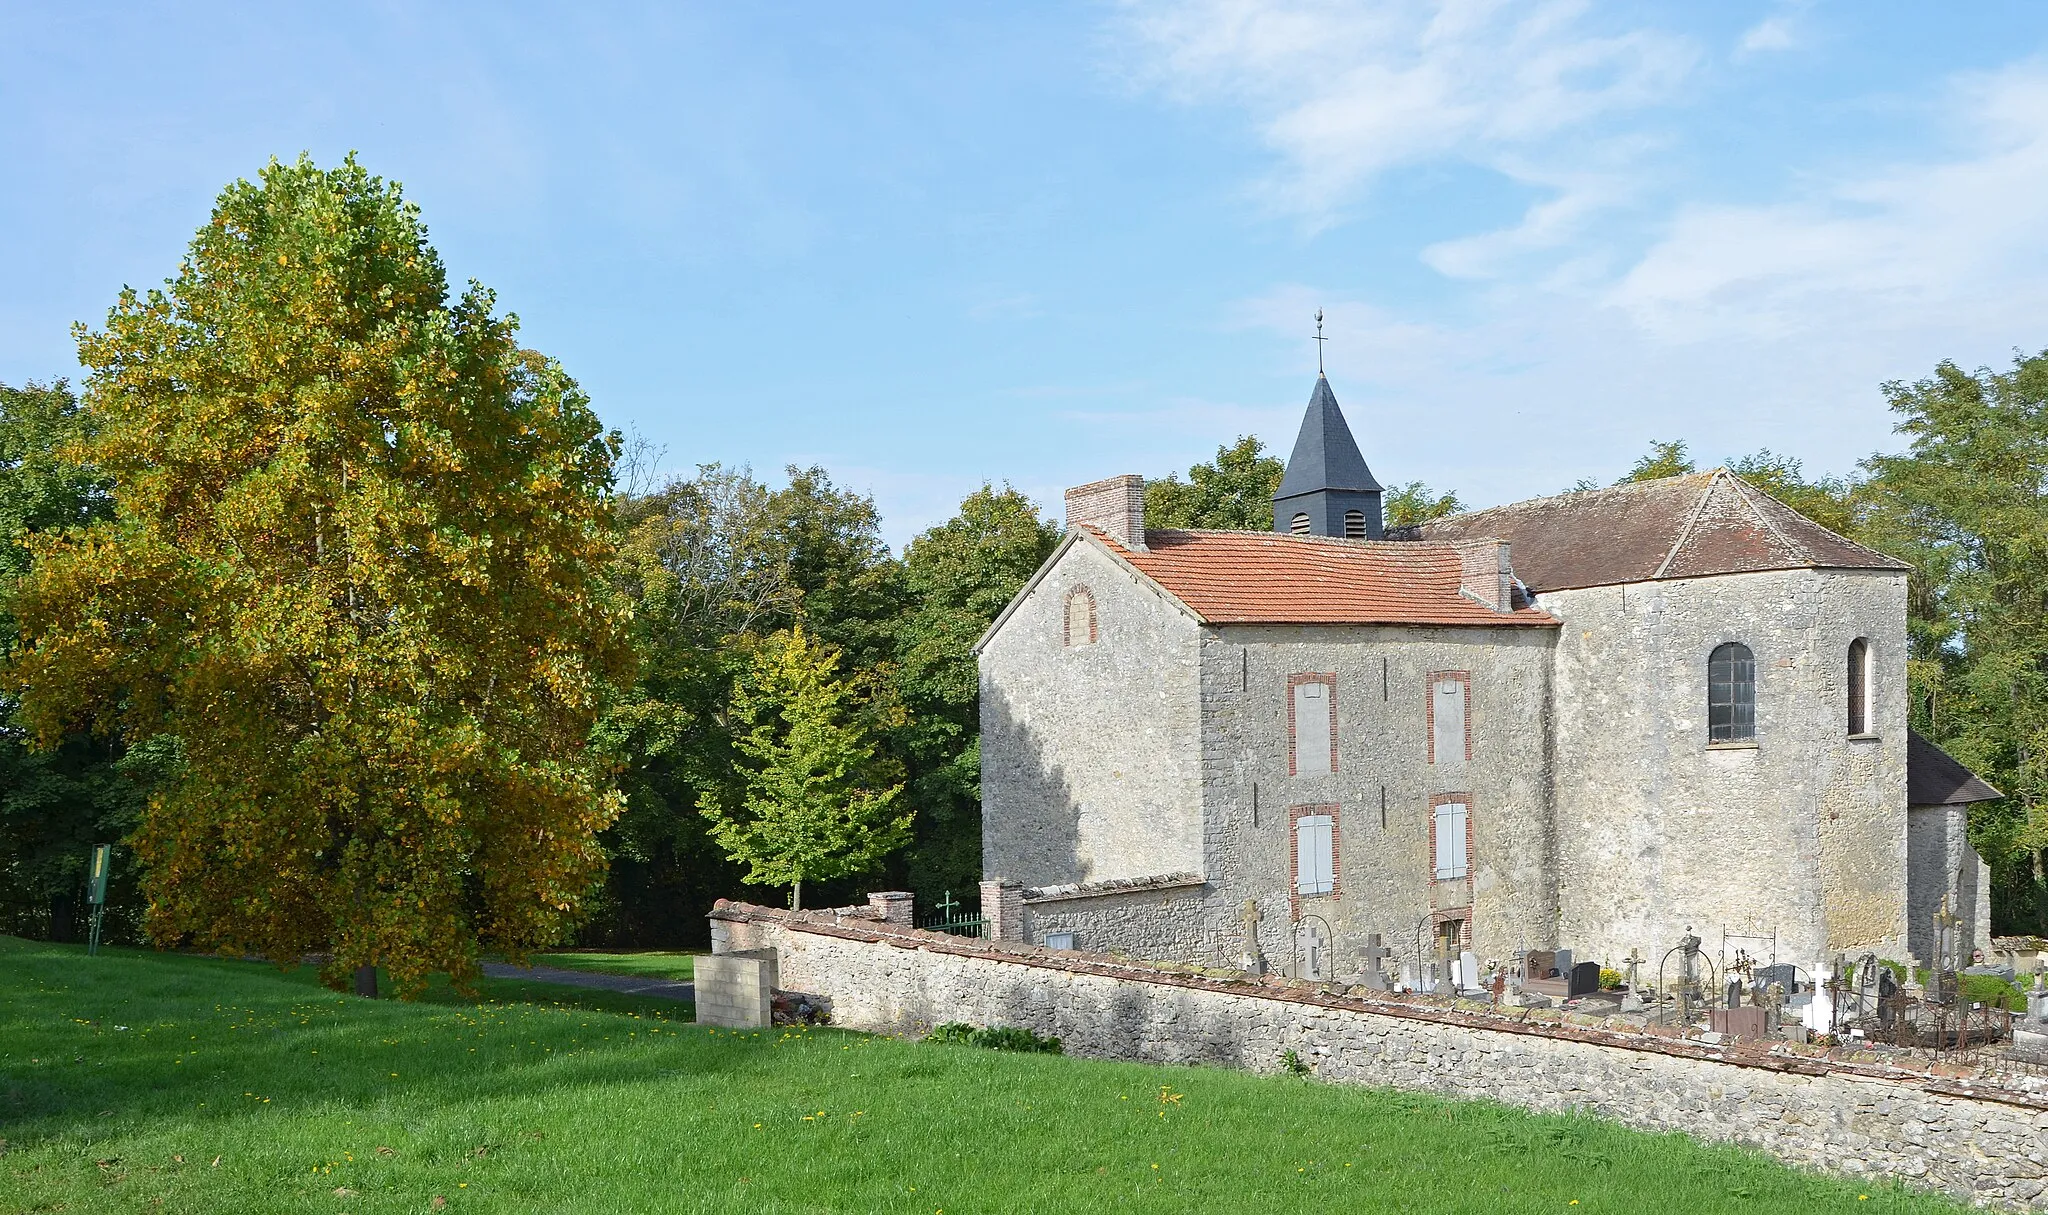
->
[[1273, 374, 1383, 539]]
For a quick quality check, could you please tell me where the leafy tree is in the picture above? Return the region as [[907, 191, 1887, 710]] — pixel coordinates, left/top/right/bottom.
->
[[763, 466, 904, 672], [1384, 481, 1463, 529], [1724, 450, 1855, 535], [1619, 439, 1696, 483], [10, 155, 632, 996], [699, 624, 909, 910], [893, 485, 1059, 899], [0, 381, 162, 941], [1858, 352, 2048, 931], [1146, 436, 1284, 530]]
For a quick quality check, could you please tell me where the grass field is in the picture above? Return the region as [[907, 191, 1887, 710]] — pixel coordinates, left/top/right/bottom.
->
[[0, 936, 1961, 1214], [519, 950, 698, 982]]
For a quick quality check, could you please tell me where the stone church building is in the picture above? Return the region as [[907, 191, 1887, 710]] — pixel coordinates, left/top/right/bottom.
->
[[973, 374, 2000, 985]]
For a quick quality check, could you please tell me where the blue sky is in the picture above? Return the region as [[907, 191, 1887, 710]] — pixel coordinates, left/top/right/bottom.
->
[[6, 2, 2048, 546]]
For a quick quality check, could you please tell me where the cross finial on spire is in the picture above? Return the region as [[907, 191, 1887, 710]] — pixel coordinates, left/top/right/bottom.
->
[[1312, 309, 1327, 375]]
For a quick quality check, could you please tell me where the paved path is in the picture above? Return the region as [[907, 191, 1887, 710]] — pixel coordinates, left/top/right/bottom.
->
[[481, 962, 694, 1003]]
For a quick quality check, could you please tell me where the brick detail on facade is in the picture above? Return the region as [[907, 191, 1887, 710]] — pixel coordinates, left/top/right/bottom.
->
[[1285, 672, 1339, 777], [1064, 475, 1147, 551], [981, 877, 1026, 942], [1427, 792, 1475, 925], [1287, 802, 1341, 920], [1062, 585, 1098, 647], [1424, 669, 1474, 763]]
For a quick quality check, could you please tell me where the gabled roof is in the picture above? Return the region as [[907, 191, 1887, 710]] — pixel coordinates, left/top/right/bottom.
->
[[1274, 375, 1381, 500], [1416, 470, 1908, 593], [1907, 730, 2003, 808], [1102, 528, 1556, 628]]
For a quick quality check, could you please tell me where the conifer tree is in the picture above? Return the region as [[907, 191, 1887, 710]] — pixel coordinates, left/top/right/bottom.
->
[[11, 156, 632, 996]]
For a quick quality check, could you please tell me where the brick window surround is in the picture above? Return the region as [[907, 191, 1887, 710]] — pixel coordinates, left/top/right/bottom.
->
[[1286, 673, 1339, 776], [1288, 803, 1340, 917], [1427, 793, 1475, 920], [1062, 585, 1097, 647], [1424, 670, 1473, 764]]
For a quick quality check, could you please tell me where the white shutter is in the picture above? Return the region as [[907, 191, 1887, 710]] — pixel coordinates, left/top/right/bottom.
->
[[1433, 802, 1469, 880], [1293, 681, 1332, 775], [1295, 814, 1334, 896], [1433, 678, 1465, 764]]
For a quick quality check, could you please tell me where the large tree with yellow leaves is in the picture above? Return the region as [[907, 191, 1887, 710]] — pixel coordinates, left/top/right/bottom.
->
[[11, 156, 632, 996]]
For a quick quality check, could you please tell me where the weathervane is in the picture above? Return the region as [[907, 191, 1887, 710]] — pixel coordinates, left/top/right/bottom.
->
[[1312, 309, 1327, 375]]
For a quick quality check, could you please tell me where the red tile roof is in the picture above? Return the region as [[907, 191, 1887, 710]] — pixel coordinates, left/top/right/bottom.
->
[[1089, 528, 1557, 628]]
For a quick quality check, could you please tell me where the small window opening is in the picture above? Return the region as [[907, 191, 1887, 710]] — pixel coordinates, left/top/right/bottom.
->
[[1294, 812, 1334, 896], [1290, 679, 1335, 776], [1289, 512, 1311, 534], [1064, 588, 1095, 647], [1709, 642, 1756, 742], [1343, 510, 1367, 538], [1430, 675, 1467, 764], [1432, 801, 1469, 881], [1847, 638, 1869, 735]]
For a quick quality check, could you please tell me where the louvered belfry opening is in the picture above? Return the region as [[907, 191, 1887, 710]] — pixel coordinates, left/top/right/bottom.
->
[[1272, 374, 1382, 540]]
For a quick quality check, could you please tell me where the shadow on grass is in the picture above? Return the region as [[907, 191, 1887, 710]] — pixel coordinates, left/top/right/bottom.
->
[[0, 935, 755, 1148]]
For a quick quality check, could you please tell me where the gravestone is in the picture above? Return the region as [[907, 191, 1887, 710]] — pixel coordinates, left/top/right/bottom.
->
[[1567, 961, 1601, 998], [1553, 949, 1574, 977], [1458, 950, 1482, 992], [1709, 1006, 1769, 1040], [1400, 961, 1420, 993], [1726, 977, 1743, 1009], [1756, 963, 1797, 996], [1360, 933, 1393, 991], [1525, 950, 1558, 980], [2029, 972, 2047, 1025], [1239, 899, 1267, 976]]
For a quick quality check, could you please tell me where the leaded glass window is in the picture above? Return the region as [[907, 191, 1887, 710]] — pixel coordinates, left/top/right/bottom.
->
[[1709, 642, 1756, 742]]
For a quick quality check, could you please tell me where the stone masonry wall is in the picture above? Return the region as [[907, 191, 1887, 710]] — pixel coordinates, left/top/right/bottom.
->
[[980, 536, 1204, 889], [1199, 622, 1558, 975], [1544, 568, 1911, 972], [713, 903, 2048, 1212]]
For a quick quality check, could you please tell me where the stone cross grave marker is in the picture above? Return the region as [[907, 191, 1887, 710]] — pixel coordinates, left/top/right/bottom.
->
[[1360, 933, 1392, 990], [1239, 899, 1268, 976]]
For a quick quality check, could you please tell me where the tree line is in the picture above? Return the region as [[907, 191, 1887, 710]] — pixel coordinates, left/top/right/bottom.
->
[[1, 156, 2041, 998]]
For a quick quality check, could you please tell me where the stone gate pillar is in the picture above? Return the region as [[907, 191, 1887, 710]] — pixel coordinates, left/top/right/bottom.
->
[[980, 877, 1025, 942]]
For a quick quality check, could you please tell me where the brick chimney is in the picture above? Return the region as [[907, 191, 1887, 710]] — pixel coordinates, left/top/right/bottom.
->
[[1064, 474, 1147, 551], [1452, 538, 1513, 612]]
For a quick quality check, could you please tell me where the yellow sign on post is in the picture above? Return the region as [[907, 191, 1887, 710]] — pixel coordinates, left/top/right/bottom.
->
[[86, 844, 111, 955]]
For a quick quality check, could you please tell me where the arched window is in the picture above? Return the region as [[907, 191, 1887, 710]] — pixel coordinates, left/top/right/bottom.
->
[[1289, 513, 1311, 535], [1063, 586, 1096, 647], [1708, 642, 1756, 743], [1343, 510, 1367, 538], [1847, 638, 1869, 735]]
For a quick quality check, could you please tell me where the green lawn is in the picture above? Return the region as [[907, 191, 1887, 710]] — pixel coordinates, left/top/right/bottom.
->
[[520, 949, 698, 982], [0, 936, 1960, 1214]]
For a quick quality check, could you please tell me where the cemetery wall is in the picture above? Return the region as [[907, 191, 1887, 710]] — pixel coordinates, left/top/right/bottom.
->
[[979, 537, 1205, 890], [1020, 877, 1210, 960], [1543, 567, 1911, 972], [712, 902, 2048, 1212]]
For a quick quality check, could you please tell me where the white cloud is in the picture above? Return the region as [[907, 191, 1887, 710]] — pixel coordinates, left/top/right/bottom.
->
[[1738, 15, 1797, 55], [1610, 61, 2048, 342], [1112, 7, 2048, 508], [1115, 0, 1696, 237]]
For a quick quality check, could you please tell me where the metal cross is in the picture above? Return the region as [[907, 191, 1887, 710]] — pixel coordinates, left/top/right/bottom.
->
[[934, 890, 958, 920], [1312, 309, 1328, 375]]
